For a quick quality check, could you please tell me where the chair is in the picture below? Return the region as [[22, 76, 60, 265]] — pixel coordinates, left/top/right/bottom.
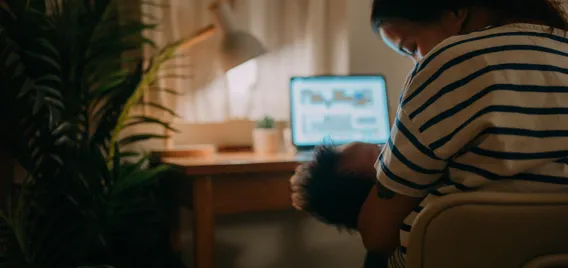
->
[[406, 192, 568, 268]]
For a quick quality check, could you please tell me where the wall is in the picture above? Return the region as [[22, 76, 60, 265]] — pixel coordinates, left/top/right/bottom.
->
[[173, 1, 414, 268]]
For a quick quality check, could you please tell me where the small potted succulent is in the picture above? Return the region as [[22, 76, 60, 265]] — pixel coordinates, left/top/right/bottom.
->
[[252, 116, 280, 155]]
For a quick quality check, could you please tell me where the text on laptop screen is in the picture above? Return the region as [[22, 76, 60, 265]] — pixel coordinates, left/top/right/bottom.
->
[[290, 76, 390, 147]]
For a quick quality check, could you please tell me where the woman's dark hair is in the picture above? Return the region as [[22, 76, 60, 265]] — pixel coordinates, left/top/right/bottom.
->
[[290, 146, 375, 230], [371, 0, 568, 32]]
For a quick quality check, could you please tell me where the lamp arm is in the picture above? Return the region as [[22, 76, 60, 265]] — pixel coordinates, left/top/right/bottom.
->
[[178, 24, 218, 51]]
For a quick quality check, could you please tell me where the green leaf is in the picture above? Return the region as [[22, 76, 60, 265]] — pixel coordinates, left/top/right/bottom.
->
[[148, 87, 181, 96], [119, 151, 141, 159], [51, 121, 72, 136], [32, 90, 45, 114], [49, 154, 63, 165], [35, 74, 62, 85], [17, 79, 34, 98], [33, 85, 63, 99], [35, 38, 59, 58], [158, 73, 191, 80], [119, 154, 149, 177], [110, 165, 169, 195], [140, 102, 178, 117], [112, 142, 120, 180], [119, 134, 168, 147], [13, 63, 24, 76], [44, 96, 64, 109], [90, 75, 127, 95], [124, 116, 178, 132], [139, 36, 157, 49], [160, 63, 192, 71], [22, 51, 60, 72]]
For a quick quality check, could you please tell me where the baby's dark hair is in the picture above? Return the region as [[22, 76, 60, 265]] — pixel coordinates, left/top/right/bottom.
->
[[290, 145, 376, 230]]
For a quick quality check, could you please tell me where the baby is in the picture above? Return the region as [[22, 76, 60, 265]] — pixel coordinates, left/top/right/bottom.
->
[[290, 142, 391, 267], [290, 142, 382, 230]]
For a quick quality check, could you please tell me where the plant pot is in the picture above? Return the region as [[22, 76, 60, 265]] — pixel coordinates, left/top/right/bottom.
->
[[252, 128, 280, 155]]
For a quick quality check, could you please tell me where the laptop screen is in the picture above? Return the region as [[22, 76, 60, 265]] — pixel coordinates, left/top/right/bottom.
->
[[290, 75, 390, 148]]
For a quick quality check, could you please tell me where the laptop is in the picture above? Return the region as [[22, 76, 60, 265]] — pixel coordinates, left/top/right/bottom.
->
[[289, 75, 391, 154]]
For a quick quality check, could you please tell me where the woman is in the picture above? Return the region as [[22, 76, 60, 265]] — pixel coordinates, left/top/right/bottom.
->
[[359, 0, 568, 267]]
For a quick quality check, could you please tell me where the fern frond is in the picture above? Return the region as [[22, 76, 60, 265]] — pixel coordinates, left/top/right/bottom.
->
[[124, 115, 179, 132]]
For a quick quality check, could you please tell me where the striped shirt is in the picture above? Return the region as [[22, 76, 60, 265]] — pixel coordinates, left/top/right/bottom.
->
[[374, 23, 568, 267]]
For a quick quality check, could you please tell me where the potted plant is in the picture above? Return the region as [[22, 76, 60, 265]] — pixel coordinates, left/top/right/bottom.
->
[[252, 116, 280, 155], [0, 0, 187, 267]]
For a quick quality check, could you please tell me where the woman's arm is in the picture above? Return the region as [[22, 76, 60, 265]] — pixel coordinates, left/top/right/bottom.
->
[[357, 184, 422, 255]]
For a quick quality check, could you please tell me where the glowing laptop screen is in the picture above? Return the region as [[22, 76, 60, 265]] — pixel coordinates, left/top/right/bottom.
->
[[290, 75, 391, 148]]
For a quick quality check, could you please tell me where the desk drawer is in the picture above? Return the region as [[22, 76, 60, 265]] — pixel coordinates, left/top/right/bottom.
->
[[212, 172, 293, 215]]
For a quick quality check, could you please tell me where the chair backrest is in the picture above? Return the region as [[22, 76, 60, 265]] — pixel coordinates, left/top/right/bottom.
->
[[406, 192, 568, 268]]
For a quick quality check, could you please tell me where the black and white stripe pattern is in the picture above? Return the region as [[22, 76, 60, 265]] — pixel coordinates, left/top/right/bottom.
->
[[376, 24, 568, 267]]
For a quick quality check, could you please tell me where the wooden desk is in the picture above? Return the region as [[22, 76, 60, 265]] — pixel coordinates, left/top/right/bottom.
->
[[160, 152, 311, 268]]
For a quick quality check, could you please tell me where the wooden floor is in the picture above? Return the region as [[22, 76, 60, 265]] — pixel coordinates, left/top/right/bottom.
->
[[178, 210, 367, 268]]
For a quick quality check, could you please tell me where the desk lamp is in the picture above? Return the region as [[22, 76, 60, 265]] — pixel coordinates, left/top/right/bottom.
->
[[179, 1, 266, 72], [164, 0, 267, 150]]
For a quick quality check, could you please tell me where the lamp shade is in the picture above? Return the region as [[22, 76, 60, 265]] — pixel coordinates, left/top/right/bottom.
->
[[210, 1, 267, 72], [218, 31, 266, 72]]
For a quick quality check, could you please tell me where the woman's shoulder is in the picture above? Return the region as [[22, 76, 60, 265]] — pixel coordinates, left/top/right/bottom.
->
[[417, 27, 506, 72], [418, 23, 566, 73], [401, 24, 563, 111], [404, 28, 507, 99]]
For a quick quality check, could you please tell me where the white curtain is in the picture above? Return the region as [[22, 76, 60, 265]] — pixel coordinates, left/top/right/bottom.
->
[[142, 0, 347, 123]]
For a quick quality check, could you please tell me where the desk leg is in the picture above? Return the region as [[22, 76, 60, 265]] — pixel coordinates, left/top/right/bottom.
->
[[192, 176, 215, 268]]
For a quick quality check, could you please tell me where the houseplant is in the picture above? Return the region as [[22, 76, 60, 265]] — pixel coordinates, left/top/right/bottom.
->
[[0, 0, 188, 267], [252, 116, 280, 154]]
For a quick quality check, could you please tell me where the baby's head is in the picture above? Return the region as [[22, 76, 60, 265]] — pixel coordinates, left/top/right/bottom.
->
[[290, 142, 382, 230]]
